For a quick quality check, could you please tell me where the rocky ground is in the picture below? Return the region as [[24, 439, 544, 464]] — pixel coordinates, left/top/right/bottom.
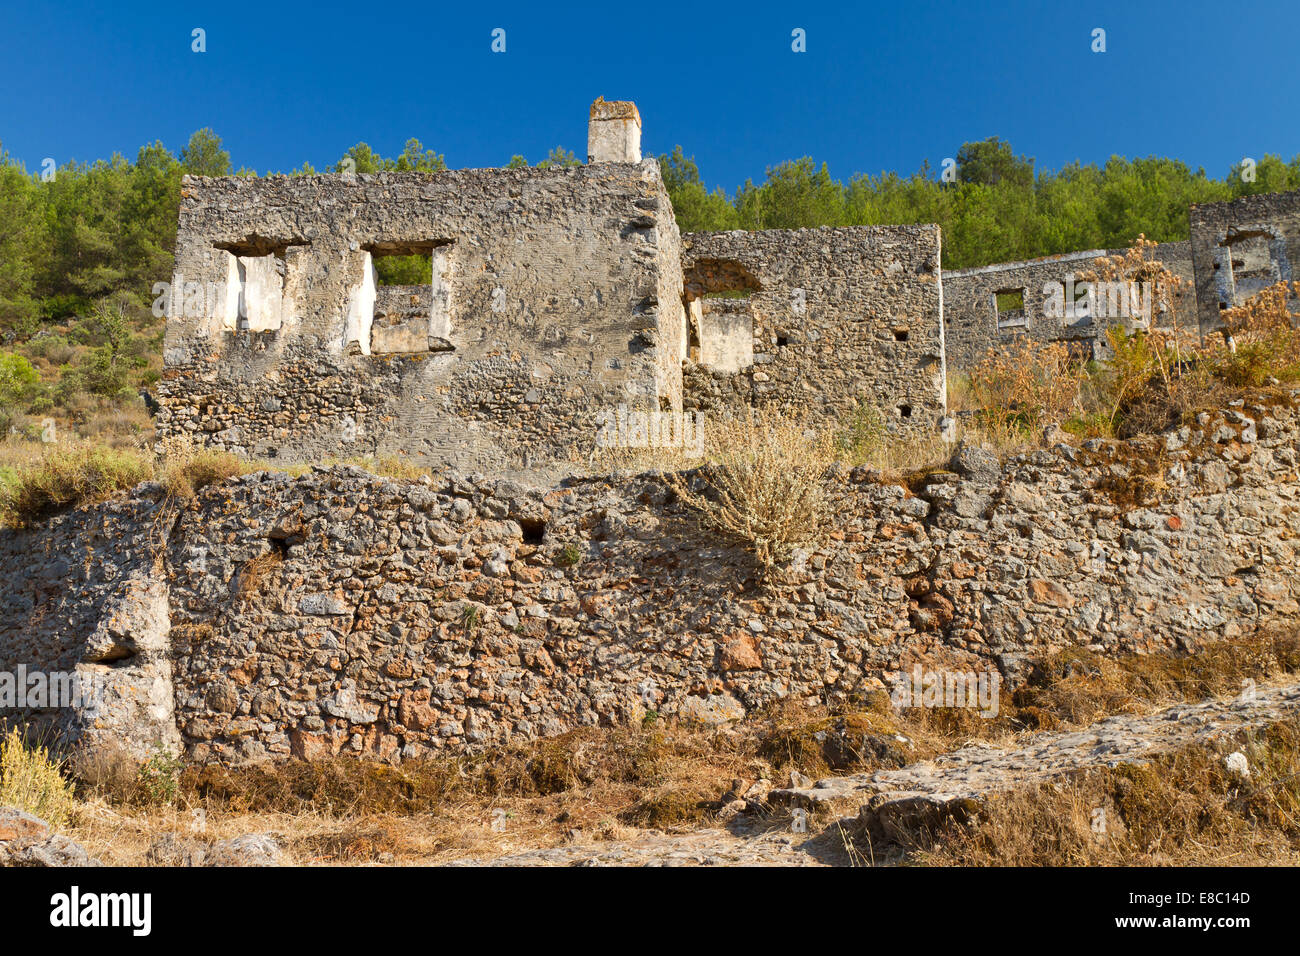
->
[[446, 677, 1300, 866], [7, 675, 1299, 868]]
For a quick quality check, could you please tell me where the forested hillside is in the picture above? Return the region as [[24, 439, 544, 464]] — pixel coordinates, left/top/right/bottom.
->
[[0, 126, 1296, 446], [660, 141, 1300, 267]]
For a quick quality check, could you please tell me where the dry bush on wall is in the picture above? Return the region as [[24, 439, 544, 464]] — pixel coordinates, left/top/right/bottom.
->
[[964, 239, 1297, 445], [1078, 235, 1194, 348], [1214, 280, 1300, 387], [666, 405, 835, 570], [966, 339, 1087, 446]]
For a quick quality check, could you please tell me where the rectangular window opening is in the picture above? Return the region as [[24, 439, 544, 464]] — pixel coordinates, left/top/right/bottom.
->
[[363, 241, 454, 355], [214, 245, 300, 334], [994, 288, 1027, 331]]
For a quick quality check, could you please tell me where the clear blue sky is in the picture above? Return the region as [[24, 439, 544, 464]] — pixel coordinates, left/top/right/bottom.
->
[[2, 0, 1297, 191]]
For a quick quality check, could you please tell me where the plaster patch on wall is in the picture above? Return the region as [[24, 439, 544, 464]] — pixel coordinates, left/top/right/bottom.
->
[[235, 254, 285, 333], [345, 252, 377, 356], [698, 300, 754, 373]]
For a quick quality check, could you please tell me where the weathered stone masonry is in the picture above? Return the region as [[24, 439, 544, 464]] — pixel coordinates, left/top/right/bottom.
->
[[155, 100, 952, 474], [942, 188, 1300, 369], [681, 226, 947, 437], [6, 394, 1297, 763], [13, 106, 1300, 768], [942, 242, 1197, 370], [158, 158, 686, 485], [0, 499, 182, 759], [154, 99, 1300, 474], [1190, 188, 1300, 335]]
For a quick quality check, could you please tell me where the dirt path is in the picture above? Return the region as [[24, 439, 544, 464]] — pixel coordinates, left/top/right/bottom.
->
[[448, 679, 1300, 866]]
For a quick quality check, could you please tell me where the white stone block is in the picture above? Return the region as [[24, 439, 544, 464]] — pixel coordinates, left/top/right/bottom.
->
[[587, 98, 641, 164], [698, 301, 754, 373], [429, 246, 452, 343], [219, 253, 241, 332]]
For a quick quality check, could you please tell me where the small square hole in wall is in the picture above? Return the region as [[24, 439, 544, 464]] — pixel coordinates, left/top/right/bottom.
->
[[369, 243, 435, 286], [519, 519, 546, 544], [893, 329, 909, 342], [897, 404, 913, 418], [776, 335, 789, 347]]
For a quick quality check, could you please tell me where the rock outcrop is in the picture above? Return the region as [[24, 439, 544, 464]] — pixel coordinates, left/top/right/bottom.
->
[[0, 808, 99, 867]]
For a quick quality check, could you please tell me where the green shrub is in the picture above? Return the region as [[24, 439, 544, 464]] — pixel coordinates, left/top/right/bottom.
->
[[138, 746, 183, 805], [0, 445, 153, 525], [0, 353, 39, 406], [0, 727, 76, 829], [835, 399, 886, 465]]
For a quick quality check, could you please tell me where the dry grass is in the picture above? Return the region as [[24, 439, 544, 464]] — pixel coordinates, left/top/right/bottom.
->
[[1011, 630, 1300, 726], [942, 242, 1297, 455], [62, 702, 947, 864], [905, 717, 1300, 866], [70, 739, 156, 805], [49, 628, 1300, 865], [950, 267, 1299, 452], [67, 722, 765, 864], [0, 443, 153, 527], [0, 436, 307, 528], [64, 799, 641, 867], [585, 441, 702, 477], [236, 550, 283, 603], [79, 402, 154, 446], [835, 399, 955, 472], [665, 405, 836, 569], [963, 338, 1089, 448], [1077, 234, 1196, 346], [1213, 279, 1300, 387], [325, 454, 431, 482], [0, 726, 77, 829], [159, 445, 251, 502]]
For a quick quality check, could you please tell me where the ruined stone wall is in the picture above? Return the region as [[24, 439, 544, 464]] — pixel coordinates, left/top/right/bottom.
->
[[0, 495, 181, 758], [1156, 239, 1198, 326], [1190, 189, 1300, 335], [942, 242, 1197, 370], [680, 227, 947, 436], [5, 393, 1298, 765], [157, 163, 686, 485]]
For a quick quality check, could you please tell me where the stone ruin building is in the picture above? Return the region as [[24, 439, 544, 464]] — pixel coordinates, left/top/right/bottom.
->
[[9, 101, 1300, 767], [680, 226, 946, 435], [945, 189, 1300, 370], [156, 99, 1300, 477], [942, 242, 1197, 369], [156, 98, 949, 477], [1190, 188, 1300, 334], [157, 100, 685, 483]]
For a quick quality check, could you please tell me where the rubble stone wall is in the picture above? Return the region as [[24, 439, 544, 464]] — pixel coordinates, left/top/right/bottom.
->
[[1190, 189, 1300, 335], [157, 162, 686, 486], [0, 497, 181, 758], [942, 242, 1197, 370], [5, 394, 1298, 765], [681, 226, 947, 437]]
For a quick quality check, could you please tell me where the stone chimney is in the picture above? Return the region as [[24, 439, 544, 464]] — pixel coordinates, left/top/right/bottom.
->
[[587, 97, 642, 164]]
